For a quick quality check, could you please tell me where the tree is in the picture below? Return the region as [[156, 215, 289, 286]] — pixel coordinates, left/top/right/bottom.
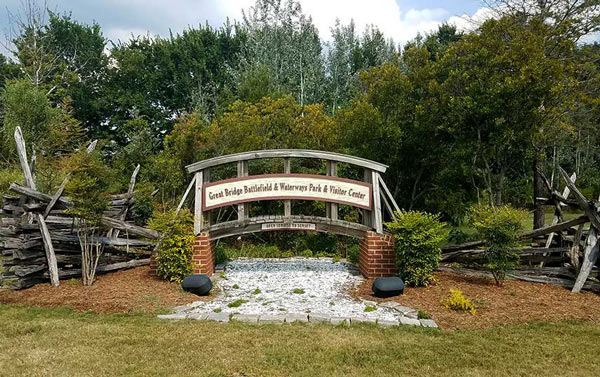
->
[[62, 149, 110, 286], [242, 0, 325, 106]]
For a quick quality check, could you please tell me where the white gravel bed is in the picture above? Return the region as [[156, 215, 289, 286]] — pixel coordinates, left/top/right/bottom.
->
[[177, 258, 404, 322]]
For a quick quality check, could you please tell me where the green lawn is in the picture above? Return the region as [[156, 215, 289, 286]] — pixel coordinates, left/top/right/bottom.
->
[[1, 305, 599, 376]]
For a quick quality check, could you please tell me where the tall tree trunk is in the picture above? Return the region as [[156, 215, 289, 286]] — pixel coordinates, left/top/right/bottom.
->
[[533, 156, 545, 229]]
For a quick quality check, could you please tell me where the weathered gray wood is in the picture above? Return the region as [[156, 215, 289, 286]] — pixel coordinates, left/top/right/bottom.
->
[[545, 172, 576, 248], [14, 127, 36, 189], [14, 127, 60, 287], [378, 174, 400, 213], [186, 149, 388, 173], [9, 183, 73, 206], [44, 178, 69, 219], [237, 161, 249, 222], [572, 226, 600, 293], [284, 158, 291, 218], [372, 171, 383, 234], [325, 161, 338, 221], [443, 215, 589, 252], [362, 169, 373, 228], [559, 167, 600, 230], [207, 215, 369, 240], [570, 223, 584, 270], [100, 217, 160, 239], [176, 175, 196, 215], [111, 164, 140, 238], [194, 171, 204, 234]]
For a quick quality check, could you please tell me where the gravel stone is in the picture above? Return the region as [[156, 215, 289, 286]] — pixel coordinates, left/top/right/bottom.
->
[[420, 319, 438, 328], [399, 317, 421, 326], [178, 258, 401, 322], [285, 313, 309, 323], [405, 311, 419, 319]]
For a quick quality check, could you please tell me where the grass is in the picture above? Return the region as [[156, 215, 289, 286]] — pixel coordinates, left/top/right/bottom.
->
[[227, 299, 248, 308], [1, 304, 599, 376], [292, 288, 305, 294], [252, 288, 262, 295], [364, 306, 377, 312]]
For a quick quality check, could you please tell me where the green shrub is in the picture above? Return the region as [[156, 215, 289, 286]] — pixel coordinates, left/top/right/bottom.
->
[[417, 310, 431, 319], [0, 167, 23, 196], [347, 244, 359, 265], [444, 289, 475, 314], [148, 209, 194, 282], [385, 210, 447, 287], [131, 183, 156, 226], [300, 249, 313, 258], [471, 205, 527, 285]]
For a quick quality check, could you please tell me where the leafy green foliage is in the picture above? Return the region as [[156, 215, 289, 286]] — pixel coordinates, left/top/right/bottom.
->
[[444, 289, 475, 314], [471, 205, 527, 285], [131, 183, 156, 226], [148, 210, 194, 282], [228, 299, 248, 308], [385, 211, 447, 286]]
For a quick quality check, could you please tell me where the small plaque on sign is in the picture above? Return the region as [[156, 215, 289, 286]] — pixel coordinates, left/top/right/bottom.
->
[[261, 222, 316, 231]]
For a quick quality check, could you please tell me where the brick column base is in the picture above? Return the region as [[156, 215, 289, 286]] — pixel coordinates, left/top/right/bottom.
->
[[149, 254, 158, 276], [192, 232, 215, 276], [358, 231, 397, 278]]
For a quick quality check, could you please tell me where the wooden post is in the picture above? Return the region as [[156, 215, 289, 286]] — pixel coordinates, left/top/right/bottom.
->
[[14, 127, 60, 287], [372, 171, 383, 234], [325, 161, 338, 220], [545, 172, 576, 248], [237, 161, 249, 222], [176, 175, 196, 215], [111, 164, 140, 238], [194, 170, 204, 235], [362, 169, 373, 228], [203, 169, 212, 227], [284, 158, 291, 218], [573, 226, 599, 293]]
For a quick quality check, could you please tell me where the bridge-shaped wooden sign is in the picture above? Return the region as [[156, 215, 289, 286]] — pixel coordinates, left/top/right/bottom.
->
[[180, 149, 400, 278]]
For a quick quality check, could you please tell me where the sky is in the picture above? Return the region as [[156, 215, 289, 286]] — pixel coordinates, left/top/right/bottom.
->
[[0, 0, 488, 53]]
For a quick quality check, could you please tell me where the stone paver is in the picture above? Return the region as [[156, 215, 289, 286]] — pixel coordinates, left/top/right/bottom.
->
[[420, 319, 438, 328], [187, 312, 209, 320], [308, 313, 331, 323], [285, 313, 309, 323], [157, 313, 186, 320], [377, 319, 400, 328], [400, 317, 421, 326], [330, 316, 348, 326], [206, 311, 230, 322], [351, 317, 377, 325], [258, 314, 286, 324], [231, 314, 260, 324]]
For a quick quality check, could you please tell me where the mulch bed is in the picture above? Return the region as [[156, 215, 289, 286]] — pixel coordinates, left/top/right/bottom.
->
[[353, 271, 600, 330], [0, 266, 205, 314]]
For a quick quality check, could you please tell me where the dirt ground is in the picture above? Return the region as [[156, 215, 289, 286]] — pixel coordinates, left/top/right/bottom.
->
[[0, 266, 203, 314], [354, 271, 600, 330]]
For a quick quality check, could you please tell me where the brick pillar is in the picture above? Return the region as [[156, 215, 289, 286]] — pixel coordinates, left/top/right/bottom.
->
[[192, 232, 215, 276], [358, 231, 397, 278], [149, 254, 158, 276]]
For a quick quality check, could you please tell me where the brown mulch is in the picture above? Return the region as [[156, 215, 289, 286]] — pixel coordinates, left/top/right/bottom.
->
[[353, 271, 600, 330], [0, 266, 206, 314]]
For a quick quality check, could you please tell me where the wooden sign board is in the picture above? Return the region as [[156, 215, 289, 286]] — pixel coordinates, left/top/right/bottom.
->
[[203, 174, 372, 211]]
